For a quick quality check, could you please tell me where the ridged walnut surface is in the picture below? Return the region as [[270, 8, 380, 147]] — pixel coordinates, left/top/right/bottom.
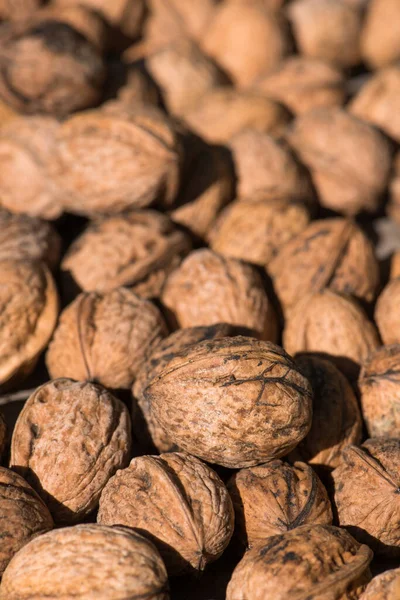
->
[[359, 568, 400, 600]]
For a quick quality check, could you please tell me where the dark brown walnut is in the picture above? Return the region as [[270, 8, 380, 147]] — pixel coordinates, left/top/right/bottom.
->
[[10, 379, 132, 524], [375, 280, 400, 345], [387, 151, 400, 226], [184, 87, 291, 144], [0, 259, 58, 389], [359, 345, 400, 438], [98, 452, 234, 575], [226, 525, 372, 600], [283, 291, 380, 379], [0, 0, 43, 21], [0, 467, 53, 576], [0, 411, 6, 459], [361, 0, 400, 69], [161, 249, 278, 341], [46, 289, 167, 390], [0, 116, 63, 219], [289, 355, 362, 471], [61, 210, 191, 298], [359, 568, 400, 600], [0, 524, 169, 600], [287, 108, 392, 216], [333, 438, 400, 556], [269, 218, 380, 315], [287, 0, 362, 68], [254, 57, 346, 115], [53, 103, 182, 216], [145, 336, 312, 468], [227, 461, 332, 549]]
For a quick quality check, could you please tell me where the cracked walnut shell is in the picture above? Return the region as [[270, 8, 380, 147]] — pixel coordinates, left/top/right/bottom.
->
[[360, 568, 400, 600], [98, 452, 234, 575]]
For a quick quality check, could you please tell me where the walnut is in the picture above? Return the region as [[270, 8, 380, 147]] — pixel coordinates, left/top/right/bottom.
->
[[0, 116, 63, 219], [0, 467, 53, 575], [98, 452, 234, 575], [61, 210, 191, 298], [287, 108, 392, 215], [289, 355, 362, 472], [375, 280, 400, 345], [184, 88, 291, 144], [333, 438, 400, 556], [0, 0, 43, 21], [359, 568, 400, 600], [269, 218, 380, 315], [387, 151, 400, 226], [46, 289, 167, 390], [0, 259, 58, 389], [0, 412, 5, 459], [229, 130, 314, 204], [53, 104, 182, 216], [391, 250, 400, 279], [115, 63, 160, 108], [254, 57, 346, 115], [144, 336, 312, 468], [361, 0, 400, 69], [227, 461, 332, 549], [0, 524, 169, 600], [10, 379, 132, 524], [161, 249, 278, 341], [287, 0, 362, 68], [210, 198, 310, 267], [283, 291, 380, 379], [226, 525, 372, 600]]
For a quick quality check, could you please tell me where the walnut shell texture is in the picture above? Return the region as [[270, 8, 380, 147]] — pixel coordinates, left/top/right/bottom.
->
[[0, 524, 169, 600], [359, 568, 400, 600], [0, 467, 53, 576], [226, 525, 372, 600], [46, 288, 168, 390], [10, 379, 132, 524], [227, 460, 332, 548], [161, 249, 278, 341], [98, 452, 234, 575], [375, 278, 400, 345], [145, 336, 312, 468], [361, 0, 400, 68]]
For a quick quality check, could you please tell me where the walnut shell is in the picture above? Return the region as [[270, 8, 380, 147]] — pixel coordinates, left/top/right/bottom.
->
[[161, 249, 278, 341], [359, 568, 400, 600], [98, 452, 234, 575], [375, 279, 400, 345], [10, 379, 132, 524], [333, 438, 400, 556], [226, 525, 372, 600], [0, 467, 53, 576], [210, 198, 310, 266], [287, 108, 392, 215], [361, 0, 400, 69], [46, 289, 168, 390], [289, 355, 362, 471], [61, 210, 191, 297], [145, 336, 312, 468], [0, 0, 43, 21], [269, 218, 380, 315], [115, 63, 160, 107], [0, 259, 58, 389], [0, 411, 5, 459], [254, 56, 346, 115], [227, 461, 332, 548], [0, 524, 169, 600], [391, 250, 400, 279], [387, 151, 400, 226]]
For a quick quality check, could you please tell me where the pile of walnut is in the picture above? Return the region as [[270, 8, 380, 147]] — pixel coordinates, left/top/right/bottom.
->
[[1, 0, 400, 599]]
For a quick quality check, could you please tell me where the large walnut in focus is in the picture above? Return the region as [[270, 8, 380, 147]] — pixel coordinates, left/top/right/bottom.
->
[[145, 336, 312, 468], [0, 467, 53, 576], [287, 108, 392, 215], [10, 379, 132, 524], [62, 210, 190, 298], [161, 249, 278, 341], [333, 438, 400, 556], [46, 289, 167, 390], [375, 279, 400, 345], [226, 525, 372, 600], [0, 525, 169, 600], [360, 569, 400, 600], [227, 461, 332, 549], [361, 0, 400, 68], [98, 453, 234, 575]]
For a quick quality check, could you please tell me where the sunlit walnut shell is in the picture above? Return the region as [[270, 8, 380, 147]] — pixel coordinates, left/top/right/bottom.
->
[[361, 0, 400, 69], [360, 568, 400, 600], [375, 279, 400, 345]]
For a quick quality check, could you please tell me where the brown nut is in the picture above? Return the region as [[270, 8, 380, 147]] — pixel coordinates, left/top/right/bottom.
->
[[46, 289, 168, 390], [98, 452, 234, 575], [10, 379, 132, 524], [0, 411, 5, 459], [361, 0, 400, 69], [360, 568, 400, 600], [333, 438, 400, 556], [0, 0, 43, 21], [375, 279, 400, 345], [391, 250, 400, 280], [289, 355, 362, 472], [387, 151, 400, 226], [115, 63, 160, 108], [161, 249, 278, 341], [269, 218, 380, 315], [226, 525, 372, 600], [144, 336, 312, 468], [0, 467, 53, 576], [0, 524, 169, 600], [61, 210, 191, 298], [227, 461, 332, 549], [0, 259, 58, 389], [287, 108, 392, 216]]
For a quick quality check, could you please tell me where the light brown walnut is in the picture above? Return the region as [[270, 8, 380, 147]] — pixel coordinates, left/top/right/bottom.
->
[[375, 279, 400, 345], [361, 0, 400, 68], [0, 412, 5, 459], [0, 0, 43, 21], [360, 568, 400, 600], [387, 152, 400, 227]]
